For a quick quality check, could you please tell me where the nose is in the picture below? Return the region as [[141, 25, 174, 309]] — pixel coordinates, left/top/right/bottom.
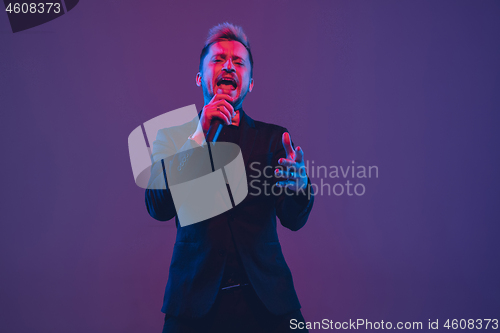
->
[[222, 59, 235, 73]]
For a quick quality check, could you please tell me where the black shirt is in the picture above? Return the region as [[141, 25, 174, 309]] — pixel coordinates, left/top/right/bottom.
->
[[216, 124, 250, 288]]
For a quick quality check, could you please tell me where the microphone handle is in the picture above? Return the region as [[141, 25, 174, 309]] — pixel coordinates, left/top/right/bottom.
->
[[206, 119, 224, 143]]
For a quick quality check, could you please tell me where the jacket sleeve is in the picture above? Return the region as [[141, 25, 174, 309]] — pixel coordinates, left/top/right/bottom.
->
[[274, 128, 315, 231], [145, 128, 201, 221]]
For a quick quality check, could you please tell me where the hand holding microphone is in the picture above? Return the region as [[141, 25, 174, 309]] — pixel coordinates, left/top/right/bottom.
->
[[201, 94, 235, 130], [192, 94, 235, 144]]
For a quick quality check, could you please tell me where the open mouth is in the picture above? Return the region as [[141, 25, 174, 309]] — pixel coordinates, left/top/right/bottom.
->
[[216, 76, 238, 89]]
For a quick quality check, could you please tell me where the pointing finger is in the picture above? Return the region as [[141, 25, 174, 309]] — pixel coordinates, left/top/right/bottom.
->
[[282, 132, 295, 159]]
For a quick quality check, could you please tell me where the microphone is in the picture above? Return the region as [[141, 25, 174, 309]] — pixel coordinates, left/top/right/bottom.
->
[[205, 118, 224, 143], [205, 118, 224, 173]]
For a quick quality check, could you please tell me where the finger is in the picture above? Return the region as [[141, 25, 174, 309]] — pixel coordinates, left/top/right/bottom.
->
[[282, 132, 295, 159], [216, 99, 235, 117], [295, 146, 304, 163], [278, 158, 296, 168], [209, 105, 231, 125], [216, 106, 232, 125], [204, 103, 231, 123], [212, 101, 232, 119], [275, 168, 298, 179], [219, 106, 233, 124], [275, 180, 297, 188], [206, 100, 234, 121], [211, 94, 234, 103]]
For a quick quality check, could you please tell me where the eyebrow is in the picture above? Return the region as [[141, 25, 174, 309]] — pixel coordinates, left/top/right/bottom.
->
[[212, 54, 245, 62]]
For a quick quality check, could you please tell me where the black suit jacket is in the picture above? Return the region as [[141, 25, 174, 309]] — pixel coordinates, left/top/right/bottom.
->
[[145, 109, 314, 318]]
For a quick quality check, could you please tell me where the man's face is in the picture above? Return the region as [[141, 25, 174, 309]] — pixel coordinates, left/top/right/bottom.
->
[[196, 40, 254, 109]]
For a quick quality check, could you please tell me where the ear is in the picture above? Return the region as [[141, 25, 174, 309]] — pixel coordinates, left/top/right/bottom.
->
[[249, 78, 254, 92], [196, 72, 202, 87]]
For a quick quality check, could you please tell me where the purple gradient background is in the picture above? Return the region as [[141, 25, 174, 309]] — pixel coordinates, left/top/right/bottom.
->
[[1, 1, 499, 332]]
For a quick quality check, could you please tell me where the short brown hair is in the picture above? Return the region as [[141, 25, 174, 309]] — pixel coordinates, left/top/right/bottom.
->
[[199, 23, 254, 77]]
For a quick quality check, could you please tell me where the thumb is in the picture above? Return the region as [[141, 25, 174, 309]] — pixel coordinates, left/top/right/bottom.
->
[[295, 146, 304, 163]]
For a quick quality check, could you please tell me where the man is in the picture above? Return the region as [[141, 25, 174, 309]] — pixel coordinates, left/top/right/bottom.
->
[[145, 23, 314, 333]]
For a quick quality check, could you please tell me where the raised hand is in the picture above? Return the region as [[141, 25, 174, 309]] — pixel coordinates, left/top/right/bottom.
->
[[190, 94, 236, 145], [199, 94, 236, 132], [275, 132, 308, 191]]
